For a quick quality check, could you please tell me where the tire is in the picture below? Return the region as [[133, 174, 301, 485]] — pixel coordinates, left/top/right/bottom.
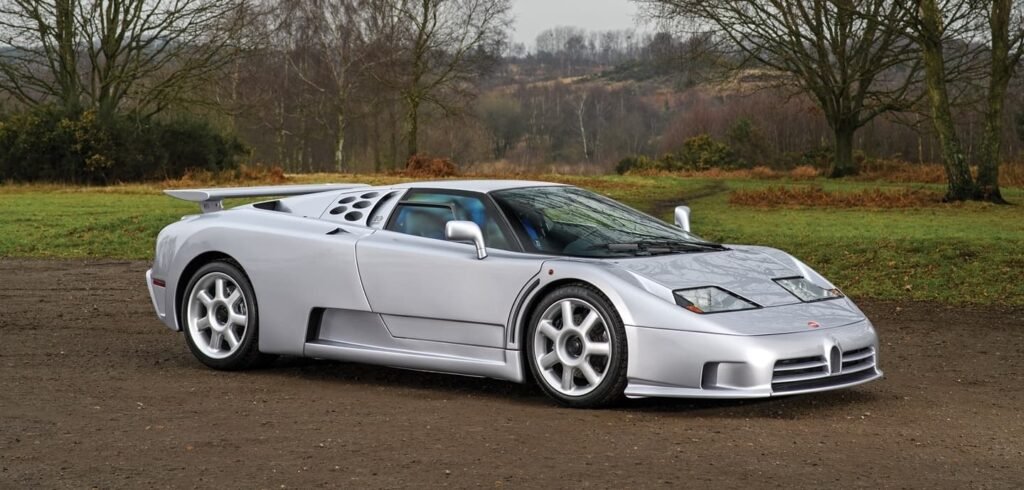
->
[[180, 260, 274, 370], [525, 284, 628, 408]]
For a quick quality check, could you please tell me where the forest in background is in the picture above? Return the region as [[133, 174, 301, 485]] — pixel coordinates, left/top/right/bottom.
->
[[1, 1, 1023, 201], [228, 23, 1024, 175]]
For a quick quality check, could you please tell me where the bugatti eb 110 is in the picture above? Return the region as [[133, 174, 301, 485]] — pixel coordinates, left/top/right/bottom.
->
[[146, 180, 881, 407]]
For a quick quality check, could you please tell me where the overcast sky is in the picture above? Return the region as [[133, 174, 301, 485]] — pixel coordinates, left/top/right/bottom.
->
[[511, 0, 642, 46]]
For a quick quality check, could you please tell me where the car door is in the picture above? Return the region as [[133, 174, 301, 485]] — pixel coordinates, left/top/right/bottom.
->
[[355, 189, 543, 349]]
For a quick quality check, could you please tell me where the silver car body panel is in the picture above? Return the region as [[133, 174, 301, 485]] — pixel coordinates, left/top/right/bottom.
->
[[624, 320, 880, 398], [148, 180, 881, 398], [356, 230, 543, 347]]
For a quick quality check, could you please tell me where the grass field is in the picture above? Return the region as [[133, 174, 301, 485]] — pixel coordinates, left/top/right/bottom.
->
[[1, 175, 1022, 306]]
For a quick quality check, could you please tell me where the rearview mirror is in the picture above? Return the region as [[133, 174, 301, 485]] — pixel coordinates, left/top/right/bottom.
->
[[445, 220, 487, 260], [674, 206, 691, 232]]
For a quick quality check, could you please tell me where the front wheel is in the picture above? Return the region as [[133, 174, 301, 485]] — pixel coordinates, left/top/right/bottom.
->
[[181, 260, 273, 370], [525, 284, 628, 408]]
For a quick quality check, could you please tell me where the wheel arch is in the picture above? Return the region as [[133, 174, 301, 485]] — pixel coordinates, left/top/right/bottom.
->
[[513, 278, 615, 351], [174, 251, 241, 331]]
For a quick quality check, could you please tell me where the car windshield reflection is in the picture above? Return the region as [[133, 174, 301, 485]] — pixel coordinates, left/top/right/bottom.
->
[[491, 186, 723, 258]]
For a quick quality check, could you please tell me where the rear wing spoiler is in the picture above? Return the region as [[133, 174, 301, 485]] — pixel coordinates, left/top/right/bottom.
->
[[164, 183, 368, 213]]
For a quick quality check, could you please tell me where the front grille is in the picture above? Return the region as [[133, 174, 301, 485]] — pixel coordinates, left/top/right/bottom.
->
[[772, 346, 877, 393]]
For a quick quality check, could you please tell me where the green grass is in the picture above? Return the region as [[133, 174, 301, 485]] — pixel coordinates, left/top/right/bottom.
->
[[2, 176, 1022, 306]]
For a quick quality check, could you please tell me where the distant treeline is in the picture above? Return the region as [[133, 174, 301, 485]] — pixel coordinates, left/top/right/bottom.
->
[[1, 1, 1022, 198], [229, 24, 1024, 175]]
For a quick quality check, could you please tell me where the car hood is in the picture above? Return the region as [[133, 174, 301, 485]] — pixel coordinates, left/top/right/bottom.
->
[[608, 247, 805, 308]]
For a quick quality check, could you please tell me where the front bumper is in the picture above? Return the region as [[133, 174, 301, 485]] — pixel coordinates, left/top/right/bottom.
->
[[623, 320, 881, 399]]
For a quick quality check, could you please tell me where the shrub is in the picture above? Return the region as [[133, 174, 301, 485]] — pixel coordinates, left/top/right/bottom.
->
[[777, 147, 833, 170], [0, 107, 245, 183], [404, 154, 458, 177], [727, 118, 770, 166], [789, 165, 819, 180], [156, 118, 246, 178], [749, 165, 780, 179], [676, 134, 742, 170], [856, 158, 946, 184], [615, 155, 661, 174], [617, 134, 743, 175], [1001, 162, 1024, 187]]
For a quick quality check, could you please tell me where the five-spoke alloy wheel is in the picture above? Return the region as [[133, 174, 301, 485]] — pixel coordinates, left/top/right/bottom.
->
[[526, 284, 627, 407], [181, 261, 272, 370]]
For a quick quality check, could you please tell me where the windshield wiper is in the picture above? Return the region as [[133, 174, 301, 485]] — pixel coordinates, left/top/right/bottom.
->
[[590, 240, 727, 255], [641, 239, 728, 251]]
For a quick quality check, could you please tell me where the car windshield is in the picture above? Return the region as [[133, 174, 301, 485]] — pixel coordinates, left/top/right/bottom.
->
[[491, 186, 724, 258]]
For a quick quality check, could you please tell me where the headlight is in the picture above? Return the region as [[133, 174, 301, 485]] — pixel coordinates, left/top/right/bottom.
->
[[673, 287, 759, 314], [774, 277, 844, 302]]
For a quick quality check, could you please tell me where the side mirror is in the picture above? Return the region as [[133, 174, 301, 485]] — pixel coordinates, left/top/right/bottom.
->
[[674, 206, 691, 232], [445, 220, 487, 260]]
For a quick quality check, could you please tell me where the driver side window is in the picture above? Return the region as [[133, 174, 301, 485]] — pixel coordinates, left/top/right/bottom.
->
[[389, 204, 455, 240], [386, 191, 514, 251]]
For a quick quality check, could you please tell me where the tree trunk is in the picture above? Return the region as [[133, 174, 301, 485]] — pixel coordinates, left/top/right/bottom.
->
[[829, 124, 857, 178], [976, 0, 1012, 204], [577, 93, 589, 162], [919, 0, 977, 201], [55, 0, 80, 114], [372, 110, 382, 173], [406, 96, 420, 161], [389, 104, 399, 169], [978, 79, 1009, 203], [335, 109, 346, 173]]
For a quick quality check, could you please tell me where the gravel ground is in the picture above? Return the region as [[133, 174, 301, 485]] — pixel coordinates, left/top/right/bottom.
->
[[1, 259, 1022, 488]]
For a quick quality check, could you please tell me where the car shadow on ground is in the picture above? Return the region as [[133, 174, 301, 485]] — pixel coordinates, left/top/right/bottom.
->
[[621, 389, 881, 418], [250, 356, 881, 416]]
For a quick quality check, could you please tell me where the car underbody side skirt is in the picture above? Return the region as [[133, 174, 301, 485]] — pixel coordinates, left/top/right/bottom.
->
[[303, 307, 524, 382]]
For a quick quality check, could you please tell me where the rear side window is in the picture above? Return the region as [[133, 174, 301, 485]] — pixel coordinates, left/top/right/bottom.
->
[[389, 204, 455, 240]]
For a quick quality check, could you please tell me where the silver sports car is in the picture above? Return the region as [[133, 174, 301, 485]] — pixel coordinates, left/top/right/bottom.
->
[[146, 180, 881, 407]]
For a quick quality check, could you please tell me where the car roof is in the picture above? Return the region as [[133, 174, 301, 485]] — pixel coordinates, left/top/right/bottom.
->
[[390, 179, 567, 193]]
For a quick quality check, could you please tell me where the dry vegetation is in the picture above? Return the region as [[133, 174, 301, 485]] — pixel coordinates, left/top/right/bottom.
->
[[166, 164, 289, 186], [461, 159, 614, 176], [403, 155, 459, 177], [854, 160, 1024, 187], [729, 185, 946, 208]]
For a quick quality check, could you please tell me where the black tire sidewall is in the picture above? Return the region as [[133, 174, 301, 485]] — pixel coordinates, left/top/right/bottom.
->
[[181, 261, 262, 370], [525, 284, 628, 408]]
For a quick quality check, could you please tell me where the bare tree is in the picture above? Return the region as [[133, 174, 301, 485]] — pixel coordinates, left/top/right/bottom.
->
[[637, 0, 923, 177], [976, 0, 1024, 202], [907, 0, 981, 200], [388, 0, 512, 159], [0, 0, 254, 118], [894, 0, 1021, 202], [294, 0, 388, 172]]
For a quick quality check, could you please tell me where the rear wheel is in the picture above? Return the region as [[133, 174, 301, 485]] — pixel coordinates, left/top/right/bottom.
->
[[181, 261, 273, 370], [526, 284, 627, 408]]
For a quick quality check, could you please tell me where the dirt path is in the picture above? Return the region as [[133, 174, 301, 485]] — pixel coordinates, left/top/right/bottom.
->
[[650, 180, 729, 219], [1, 259, 1022, 488]]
